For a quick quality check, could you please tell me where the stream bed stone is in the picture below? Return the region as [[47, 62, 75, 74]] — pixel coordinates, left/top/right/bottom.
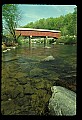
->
[[48, 86, 76, 116]]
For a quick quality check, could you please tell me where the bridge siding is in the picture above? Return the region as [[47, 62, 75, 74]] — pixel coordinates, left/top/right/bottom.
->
[[15, 30, 61, 38]]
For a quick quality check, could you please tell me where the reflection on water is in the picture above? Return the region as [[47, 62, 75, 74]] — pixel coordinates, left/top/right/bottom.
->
[[1, 44, 76, 115]]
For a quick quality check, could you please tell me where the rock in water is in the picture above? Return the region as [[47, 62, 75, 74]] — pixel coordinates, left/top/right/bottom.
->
[[48, 86, 76, 116], [42, 56, 55, 61], [44, 46, 51, 49]]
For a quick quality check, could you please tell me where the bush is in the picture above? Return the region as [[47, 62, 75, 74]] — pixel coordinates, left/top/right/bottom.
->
[[57, 35, 77, 45], [17, 39, 22, 45], [17, 36, 25, 45]]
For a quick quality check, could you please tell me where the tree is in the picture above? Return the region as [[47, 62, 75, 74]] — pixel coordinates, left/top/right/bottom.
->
[[60, 26, 68, 36], [22, 7, 77, 36], [72, 7, 77, 35], [2, 4, 21, 43]]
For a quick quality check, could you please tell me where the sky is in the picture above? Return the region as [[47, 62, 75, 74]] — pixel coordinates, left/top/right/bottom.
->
[[18, 5, 76, 26]]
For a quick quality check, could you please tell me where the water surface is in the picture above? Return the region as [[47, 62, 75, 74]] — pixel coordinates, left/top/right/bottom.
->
[[1, 44, 77, 115]]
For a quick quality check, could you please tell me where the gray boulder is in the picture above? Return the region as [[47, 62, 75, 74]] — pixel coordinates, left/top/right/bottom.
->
[[48, 86, 76, 116], [42, 55, 55, 61]]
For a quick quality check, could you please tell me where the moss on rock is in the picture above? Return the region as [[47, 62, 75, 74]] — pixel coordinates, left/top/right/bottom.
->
[[14, 72, 27, 78], [1, 100, 21, 115], [35, 81, 45, 89], [23, 84, 35, 95]]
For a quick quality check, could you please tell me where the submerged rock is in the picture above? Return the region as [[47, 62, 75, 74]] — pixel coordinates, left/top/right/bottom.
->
[[42, 56, 55, 61], [48, 86, 76, 116], [23, 84, 35, 95], [30, 68, 43, 77], [2, 58, 18, 62]]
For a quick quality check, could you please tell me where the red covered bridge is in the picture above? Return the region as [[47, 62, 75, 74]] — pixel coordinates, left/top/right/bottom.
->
[[15, 28, 61, 38], [15, 28, 61, 47]]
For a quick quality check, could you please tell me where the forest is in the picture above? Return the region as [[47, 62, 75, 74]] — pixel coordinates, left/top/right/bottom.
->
[[22, 7, 77, 36]]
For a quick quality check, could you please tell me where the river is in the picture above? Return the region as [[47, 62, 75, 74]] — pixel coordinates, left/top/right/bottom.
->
[[1, 44, 77, 115]]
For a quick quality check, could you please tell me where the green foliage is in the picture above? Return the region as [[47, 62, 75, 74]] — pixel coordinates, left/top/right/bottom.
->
[[17, 36, 25, 45], [22, 7, 77, 36], [2, 4, 21, 43], [57, 36, 77, 44]]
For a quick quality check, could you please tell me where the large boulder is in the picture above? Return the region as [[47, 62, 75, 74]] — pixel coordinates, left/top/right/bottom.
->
[[48, 86, 76, 116]]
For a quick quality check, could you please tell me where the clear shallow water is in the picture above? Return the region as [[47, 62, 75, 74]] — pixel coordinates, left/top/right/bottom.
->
[[1, 44, 77, 115]]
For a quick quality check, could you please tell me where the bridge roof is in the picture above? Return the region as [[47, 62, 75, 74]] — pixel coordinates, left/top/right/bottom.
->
[[15, 28, 61, 33]]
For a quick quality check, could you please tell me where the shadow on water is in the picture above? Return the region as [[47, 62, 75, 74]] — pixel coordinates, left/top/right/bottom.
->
[[1, 44, 76, 115]]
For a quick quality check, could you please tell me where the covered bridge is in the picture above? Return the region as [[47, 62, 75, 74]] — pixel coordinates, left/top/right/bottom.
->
[[15, 28, 61, 38], [15, 28, 61, 47]]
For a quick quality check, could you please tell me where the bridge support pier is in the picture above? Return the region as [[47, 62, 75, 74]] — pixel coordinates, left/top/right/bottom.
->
[[29, 36, 32, 49], [44, 36, 48, 47]]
